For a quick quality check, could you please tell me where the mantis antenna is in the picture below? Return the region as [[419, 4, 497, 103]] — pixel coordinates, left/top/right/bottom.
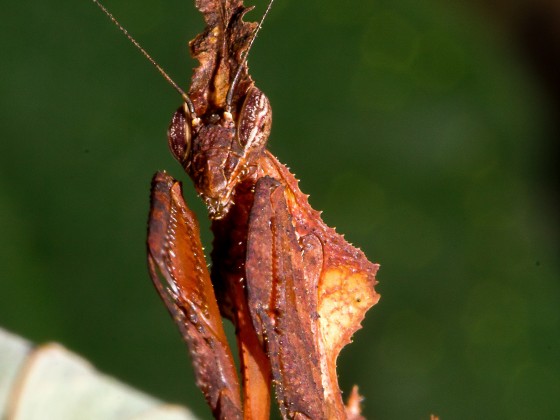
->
[[92, 0, 197, 116], [225, 0, 275, 112]]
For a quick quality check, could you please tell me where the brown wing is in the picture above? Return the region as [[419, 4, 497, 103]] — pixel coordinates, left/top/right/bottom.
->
[[147, 171, 242, 419]]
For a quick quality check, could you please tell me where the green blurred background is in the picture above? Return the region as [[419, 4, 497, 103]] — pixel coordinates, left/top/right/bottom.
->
[[1, 0, 559, 418]]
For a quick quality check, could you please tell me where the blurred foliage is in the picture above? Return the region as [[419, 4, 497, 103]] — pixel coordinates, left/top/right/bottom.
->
[[1, 0, 558, 418]]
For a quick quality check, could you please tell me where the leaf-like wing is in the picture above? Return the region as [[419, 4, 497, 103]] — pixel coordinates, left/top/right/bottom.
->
[[147, 171, 242, 419]]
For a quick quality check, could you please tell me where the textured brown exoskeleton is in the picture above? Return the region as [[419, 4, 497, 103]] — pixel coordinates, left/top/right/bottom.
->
[[95, 0, 380, 418]]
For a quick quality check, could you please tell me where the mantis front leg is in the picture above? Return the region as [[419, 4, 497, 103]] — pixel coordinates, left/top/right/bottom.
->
[[146, 172, 242, 419], [245, 177, 325, 419], [147, 172, 272, 420]]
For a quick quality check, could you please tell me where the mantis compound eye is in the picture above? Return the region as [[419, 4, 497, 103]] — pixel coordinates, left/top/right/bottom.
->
[[167, 103, 192, 164], [237, 87, 272, 150]]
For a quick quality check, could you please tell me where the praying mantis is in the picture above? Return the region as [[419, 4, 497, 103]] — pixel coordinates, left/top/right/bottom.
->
[[94, 0, 380, 418]]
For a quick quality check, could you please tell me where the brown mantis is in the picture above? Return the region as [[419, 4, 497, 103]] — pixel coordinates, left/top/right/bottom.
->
[[94, 0, 380, 418]]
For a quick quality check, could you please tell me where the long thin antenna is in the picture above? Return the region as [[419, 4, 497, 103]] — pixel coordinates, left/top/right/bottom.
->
[[92, 0, 196, 116], [225, 0, 275, 111]]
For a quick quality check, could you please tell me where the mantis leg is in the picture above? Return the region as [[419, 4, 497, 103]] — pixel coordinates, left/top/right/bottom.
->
[[210, 181, 272, 420], [245, 176, 325, 419], [147, 171, 242, 420]]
